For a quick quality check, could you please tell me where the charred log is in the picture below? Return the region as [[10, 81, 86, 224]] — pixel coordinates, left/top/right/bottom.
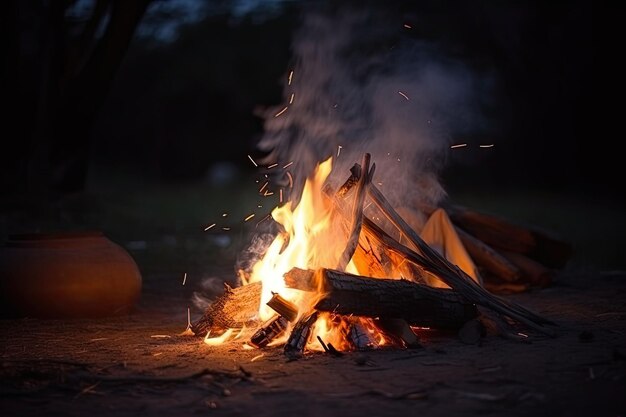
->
[[284, 311, 318, 359], [249, 315, 289, 348]]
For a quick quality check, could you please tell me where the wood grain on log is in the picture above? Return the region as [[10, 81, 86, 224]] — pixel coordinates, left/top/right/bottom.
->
[[285, 268, 477, 329]]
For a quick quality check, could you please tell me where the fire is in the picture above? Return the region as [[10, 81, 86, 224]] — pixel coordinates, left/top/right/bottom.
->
[[205, 156, 399, 351], [248, 157, 346, 321]]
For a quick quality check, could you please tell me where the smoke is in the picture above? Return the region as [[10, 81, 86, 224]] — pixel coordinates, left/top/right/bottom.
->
[[255, 3, 494, 211]]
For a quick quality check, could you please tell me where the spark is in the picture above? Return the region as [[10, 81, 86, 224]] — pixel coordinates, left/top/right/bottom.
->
[[517, 332, 529, 338], [244, 213, 255, 222], [187, 307, 191, 328], [257, 205, 262, 208], [150, 335, 171, 338], [404, 23, 412, 29], [247, 154, 258, 167], [337, 145, 342, 157], [398, 91, 410, 100], [450, 143, 468, 149], [264, 191, 274, 196], [377, 182, 383, 186], [204, 223, 216, 231], [259, 181, 269, 193], [251, 353, 265, 362], [274, 106, 288, 118], [479, 144, 495, 148], [288, 70, 294, 85], [89, 338, 108, 341], [286, 171, 293, 188], [282, 161, 294, 169], [222, 227, 231, 231], [289, 93, 295, 104], [279, 188, 284, 203], [182, 272, 187, 285], [267, 163, 278, 169], [222, 213, 228, 217]]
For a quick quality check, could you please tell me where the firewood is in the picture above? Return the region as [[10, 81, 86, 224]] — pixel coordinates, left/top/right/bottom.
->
[[284, 268, 477, 329], [191, 282, 261, 336], [365, 182, 556, 336], [348, 318, 380, 350], [376, 318, 422, 349], [455, 226, 522, 282], [440, 204, 572, 269], [500, 250, 555, 288], [266, 292, 299, 322], [249, 315, 289, 348], [284, 311, 318, 359], [337, 153, 374, 271]]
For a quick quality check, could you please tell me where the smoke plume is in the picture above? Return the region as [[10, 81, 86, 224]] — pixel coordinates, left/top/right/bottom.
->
[[256, 3, 493, 211]]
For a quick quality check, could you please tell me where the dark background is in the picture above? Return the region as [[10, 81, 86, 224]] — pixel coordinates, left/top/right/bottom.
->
[[1, 0, 613, 272]]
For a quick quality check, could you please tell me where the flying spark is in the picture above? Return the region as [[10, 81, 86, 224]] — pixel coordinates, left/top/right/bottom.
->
[[337, 145, 342, 157], [404, 23, 412, 29], [286, 171, 293, 188], [398, 91, 410, 100], [288, 70, 294, 85], [279, 188, 283, 203], [282, 161, 294, 169], [289, 93, 295, 104], [182, 272, 187, 286], [204, 223, 216, 231], [222, 213, 228, 217], [267, 163, 278, 169], [244, 214, 255, 222], [274, 106, 288, 118], [479, 144, 495, 148], [247, 154, 258, 167], [259, 181, 268, 193], [222, 227, 231, 231], [450, 143, 468, 149]]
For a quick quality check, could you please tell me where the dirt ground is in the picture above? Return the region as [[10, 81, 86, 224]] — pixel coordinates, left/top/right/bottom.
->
[[1, 266, 625, 417]]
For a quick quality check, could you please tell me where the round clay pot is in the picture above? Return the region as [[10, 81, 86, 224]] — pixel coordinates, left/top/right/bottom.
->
[[0, 231, 142, 318]]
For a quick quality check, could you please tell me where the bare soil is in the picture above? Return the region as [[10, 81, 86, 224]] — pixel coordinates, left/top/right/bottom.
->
[[1, 268, 625, 417]]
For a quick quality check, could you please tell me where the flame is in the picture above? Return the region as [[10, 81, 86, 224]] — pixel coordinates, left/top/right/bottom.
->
[[248, 157, 341, 321], [241, 156, 390, 352]]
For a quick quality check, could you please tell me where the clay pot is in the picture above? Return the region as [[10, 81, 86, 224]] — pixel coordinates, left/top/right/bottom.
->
[[0, 231, 142, 318]]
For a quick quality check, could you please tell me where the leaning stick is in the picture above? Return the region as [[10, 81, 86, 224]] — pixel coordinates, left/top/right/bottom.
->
[[336, 153, 374, 271]]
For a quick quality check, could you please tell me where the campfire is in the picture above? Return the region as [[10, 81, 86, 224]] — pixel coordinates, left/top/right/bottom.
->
[[190, 152, 570, 357]]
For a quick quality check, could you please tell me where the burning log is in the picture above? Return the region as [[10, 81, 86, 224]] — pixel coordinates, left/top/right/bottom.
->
[[191, 282, 261, 336], [348, 318, 380, 350], [266, 292, 299, 322], [284, 268, 477, 329], [284, 311, 318, 359], [249, 315, 289, 348]]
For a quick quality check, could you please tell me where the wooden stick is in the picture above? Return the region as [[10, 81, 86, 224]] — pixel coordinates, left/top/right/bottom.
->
[[337, 153, 373, 271]]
